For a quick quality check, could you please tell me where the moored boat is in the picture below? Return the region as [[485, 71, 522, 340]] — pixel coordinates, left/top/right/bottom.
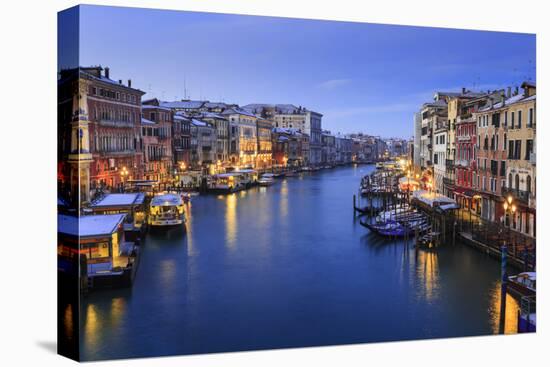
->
[[258, 173, 275, 186], [148, 193, 186, 227], [508, 272, 536, 298]]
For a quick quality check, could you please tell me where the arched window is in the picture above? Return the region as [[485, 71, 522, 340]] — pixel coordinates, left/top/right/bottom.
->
[[508, 173, 513, 188], [515, 174, 520, 191], [503, 133, 507, 151], [526, 175, 532, 193]]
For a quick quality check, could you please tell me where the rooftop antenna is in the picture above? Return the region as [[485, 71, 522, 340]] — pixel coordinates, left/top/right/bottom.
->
[[183, 75, 187, 100]]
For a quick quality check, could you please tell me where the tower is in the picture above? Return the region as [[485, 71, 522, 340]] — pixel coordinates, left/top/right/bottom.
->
[[67, 81, 93, 207]]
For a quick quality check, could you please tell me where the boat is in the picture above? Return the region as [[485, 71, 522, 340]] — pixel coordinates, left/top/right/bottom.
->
[[508, 272, 536, 298], [258, 173, 275, 186], [209, 172, 246, 193], [285, 170, 298, 177], [148, 193, 186, 227]]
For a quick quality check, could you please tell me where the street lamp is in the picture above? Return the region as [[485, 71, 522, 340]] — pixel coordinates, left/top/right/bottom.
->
[[499, 195, 517, 333], [120, 166, 129, 192]]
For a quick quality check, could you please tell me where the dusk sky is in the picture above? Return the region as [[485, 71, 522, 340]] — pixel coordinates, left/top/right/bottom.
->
[[62, 5, 536, 138]]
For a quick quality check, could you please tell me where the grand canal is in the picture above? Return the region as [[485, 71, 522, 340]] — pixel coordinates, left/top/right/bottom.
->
[[80, 165, 519, 360]]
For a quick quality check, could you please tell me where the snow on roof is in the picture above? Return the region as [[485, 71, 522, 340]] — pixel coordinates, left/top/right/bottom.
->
[[141, 104, 171, 112], [160, 100, 206, 109], [141, 117, 155, 125], [91, 193, 145, 208], [221, 107, 258, 118], [479, 93, 535, 112], [58, 214, 125, 237], [413, 190, 456, 207], [151, 193, 183, 206], [200, 111, 226, 119], [191, 119, 209, 127]]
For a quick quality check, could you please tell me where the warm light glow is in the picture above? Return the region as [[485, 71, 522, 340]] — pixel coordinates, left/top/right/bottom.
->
[[507, 195, 513, 205], [503, 202, 508, 211], [511, 205, 517, 213]]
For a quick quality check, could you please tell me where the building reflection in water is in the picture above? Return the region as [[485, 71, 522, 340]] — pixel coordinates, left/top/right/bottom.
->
[[83, 304, 100, 351], [415, 250, 440, 302], [489, 281, 519, 334], [63, 303, 74, 343], [185, 201, 195, 256], [225, 193, 238, 249], [280, 180, 288, 219]]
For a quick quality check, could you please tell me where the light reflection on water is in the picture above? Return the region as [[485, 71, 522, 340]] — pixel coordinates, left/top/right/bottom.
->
[[489, 282, 520, 334], [80, 166, 520, 361]]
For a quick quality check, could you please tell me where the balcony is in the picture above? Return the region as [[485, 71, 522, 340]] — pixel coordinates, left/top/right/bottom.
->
[[455, 159, 469, 168], [98, 119, 135, 128], [502, 187, 531, 205], [457, 135, 471, 142], [443, 177, 455, 187]]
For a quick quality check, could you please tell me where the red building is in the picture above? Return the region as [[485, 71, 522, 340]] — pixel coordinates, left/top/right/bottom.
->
[[58, 66, 145, 201], [79, 66, 145, 192], [454, 97, 483, 212]]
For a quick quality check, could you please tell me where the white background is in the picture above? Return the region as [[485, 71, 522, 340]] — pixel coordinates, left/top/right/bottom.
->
[[0, 0, 547, 365]]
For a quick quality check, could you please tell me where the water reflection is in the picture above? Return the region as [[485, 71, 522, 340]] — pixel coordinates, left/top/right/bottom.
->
[[280, 180, 288, 219], [489, 282, 519, 334], [225, 193, 238, 249], [416, 250, 440, 302], [83, 304, 100, 350]]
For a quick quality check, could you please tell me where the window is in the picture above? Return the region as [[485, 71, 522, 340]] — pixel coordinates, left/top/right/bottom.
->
[[515, 174, 520, 190], [528, 108, 534, 127], [508, 140, 514, 159], [508, 173, 513, 188], [518, 110, 522, 128], [525, 139, 533, 160], [503, 134, 507, 151], [511, 111, 515, 128], [500, 161, 506, 176], [526, 175, 532, 193], [504, 111, 508, 126], [515, 140, 522, 160]]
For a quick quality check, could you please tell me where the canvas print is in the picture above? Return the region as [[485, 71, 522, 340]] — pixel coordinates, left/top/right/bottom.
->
[[57, 5, 536, 361]]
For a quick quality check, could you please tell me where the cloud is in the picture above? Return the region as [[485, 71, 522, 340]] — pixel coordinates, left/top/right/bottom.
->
[[317, 78, 352, 90]]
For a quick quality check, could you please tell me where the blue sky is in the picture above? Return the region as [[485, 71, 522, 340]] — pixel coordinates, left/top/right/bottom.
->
[[61, 5, 536, 138]]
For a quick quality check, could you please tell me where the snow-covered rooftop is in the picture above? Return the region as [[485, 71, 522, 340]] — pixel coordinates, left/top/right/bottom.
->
[[479, 93, 536, 112], [413, 190, 456, 207], [141, 117, 155, 125], [160, 100, 206, 109], [91, 193, 145, 208], [58, 214, 126, 237], [142, 104, 172, 112]]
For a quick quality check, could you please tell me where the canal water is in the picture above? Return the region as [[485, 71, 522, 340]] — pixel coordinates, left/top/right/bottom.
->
[[80, 165, 519, 361]]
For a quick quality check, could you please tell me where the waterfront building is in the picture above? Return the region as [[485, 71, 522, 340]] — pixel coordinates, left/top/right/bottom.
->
[[141, 105, 173, 183], [335, 134, 352, 164], [143, 98, 192, 170], [413, 112, 422, 171], [200, 112, 230, 164], [272, 127, 308, 167], [58, 66, 145, 200], [453, 95, 490, 214], [190, 119, 216, 170], [475, 92, 508, 222], [58, 68, 94, 205], [433, 120, 448, 194], [256, 117, 274, 170], [222, 107, 259, 168], [501, 82, 536, 237], [321, 130, 336, 165], [419, 99, 447, 174], [242, 104, 323, 166], [172, 112, 192, 170]]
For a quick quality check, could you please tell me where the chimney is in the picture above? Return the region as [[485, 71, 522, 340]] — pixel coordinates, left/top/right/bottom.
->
[[462, 87, 466, 94], [489, 98, 494, 109], [514, 86, 519, 95], [507, 86, 511, 98], [118, 79, 122, 84], [501, 92, 506, 106], [128, 79, 132, 88], [104, 67, 110, 79]]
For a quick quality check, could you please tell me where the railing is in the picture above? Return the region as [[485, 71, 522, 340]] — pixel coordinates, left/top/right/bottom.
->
[[98, 119, 136, 128], [455, 159, 469, 168], [443, 177, 455, 187]]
